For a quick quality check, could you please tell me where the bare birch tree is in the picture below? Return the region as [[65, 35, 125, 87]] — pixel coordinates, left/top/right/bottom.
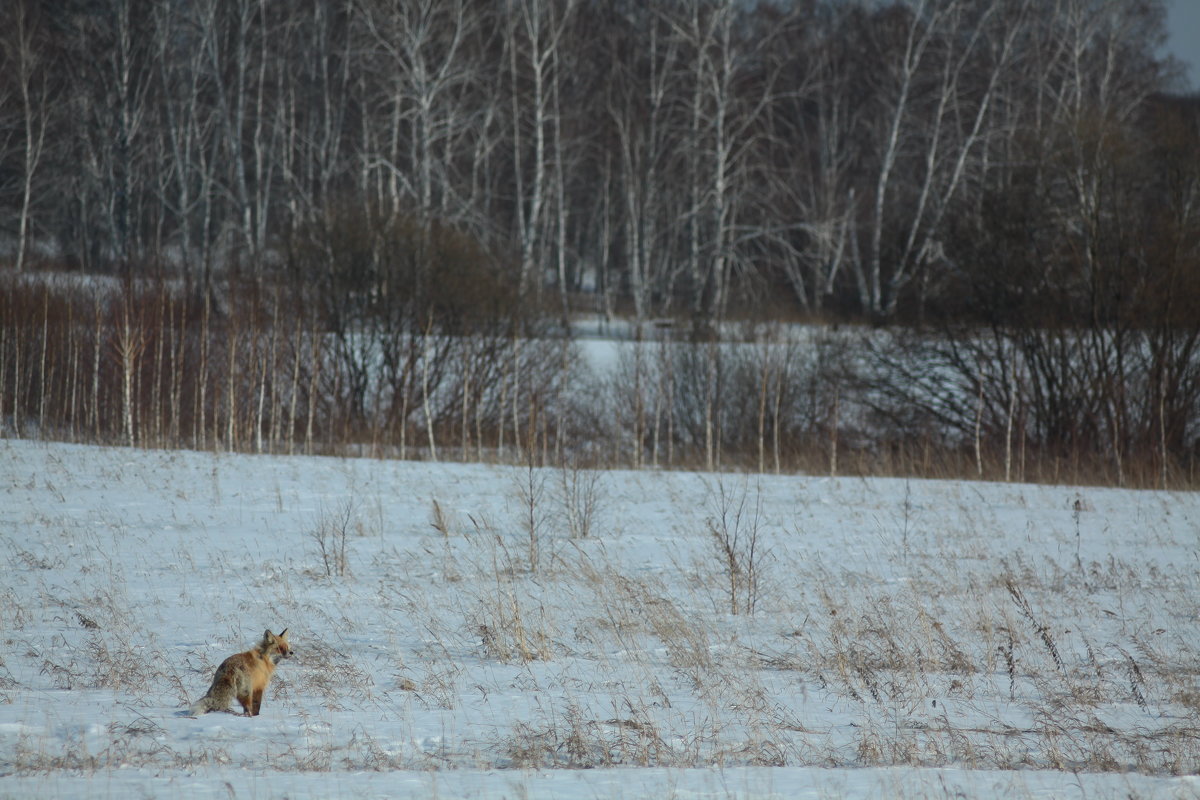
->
[[1, 1, 52, 273]]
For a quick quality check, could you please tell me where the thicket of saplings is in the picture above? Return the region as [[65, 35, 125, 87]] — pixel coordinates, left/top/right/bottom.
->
[[0, 211, 1196, 490]]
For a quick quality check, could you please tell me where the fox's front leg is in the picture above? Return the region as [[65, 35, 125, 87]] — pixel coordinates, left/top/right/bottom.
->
[[251, 688, 264, 716]]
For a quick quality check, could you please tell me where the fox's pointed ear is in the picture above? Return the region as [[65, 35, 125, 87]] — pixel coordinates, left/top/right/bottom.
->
[[279, 628, 288, 638], [264, 628, 274, 641]]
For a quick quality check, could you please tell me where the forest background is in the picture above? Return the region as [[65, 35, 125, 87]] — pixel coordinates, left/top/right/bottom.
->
[[0, 0, 1197, 488]]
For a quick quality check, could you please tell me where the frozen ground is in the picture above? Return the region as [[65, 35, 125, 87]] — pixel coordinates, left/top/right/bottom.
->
[[1, 439, 1199, 799]]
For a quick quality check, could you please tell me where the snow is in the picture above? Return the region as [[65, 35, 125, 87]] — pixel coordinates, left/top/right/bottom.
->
[[1, 438, 1198, 798]]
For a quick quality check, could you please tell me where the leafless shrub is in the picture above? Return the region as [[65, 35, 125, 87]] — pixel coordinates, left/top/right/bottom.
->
[[555, 459, 604, 539], [705, 479, 771, 616], [512, 462, 548, 572], [310, 499, 355, 578]]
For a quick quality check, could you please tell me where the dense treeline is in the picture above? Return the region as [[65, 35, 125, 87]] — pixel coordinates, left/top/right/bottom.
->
[[0, 0, 1197, 485], [0, 0, 1194, 320]]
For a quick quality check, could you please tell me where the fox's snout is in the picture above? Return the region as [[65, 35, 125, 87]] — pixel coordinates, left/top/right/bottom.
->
[[274, 638, 293, 660]]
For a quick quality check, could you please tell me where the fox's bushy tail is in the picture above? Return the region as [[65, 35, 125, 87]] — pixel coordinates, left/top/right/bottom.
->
[[189, 694, 217, 716]]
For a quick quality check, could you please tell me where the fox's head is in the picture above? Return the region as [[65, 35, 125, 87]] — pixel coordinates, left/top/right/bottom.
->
[[262, 628, 292, 662]]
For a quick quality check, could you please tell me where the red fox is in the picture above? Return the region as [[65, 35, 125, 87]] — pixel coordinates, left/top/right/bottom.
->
[[190, 629, 292, 717]]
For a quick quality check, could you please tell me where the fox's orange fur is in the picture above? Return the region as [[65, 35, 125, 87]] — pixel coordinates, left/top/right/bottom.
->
[[190, 629, 292, 717]]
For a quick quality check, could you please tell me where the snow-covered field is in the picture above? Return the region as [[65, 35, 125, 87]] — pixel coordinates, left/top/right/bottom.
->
[[2, 438, 1199, 799]]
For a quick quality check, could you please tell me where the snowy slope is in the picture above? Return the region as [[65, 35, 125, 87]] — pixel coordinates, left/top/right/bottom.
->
[[1, 439, 1199, 799]]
